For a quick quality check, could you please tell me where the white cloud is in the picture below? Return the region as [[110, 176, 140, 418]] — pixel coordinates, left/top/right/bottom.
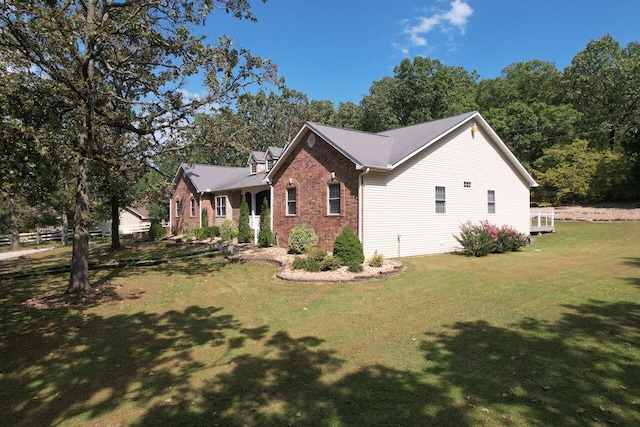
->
[[397, 0, 474, 54]]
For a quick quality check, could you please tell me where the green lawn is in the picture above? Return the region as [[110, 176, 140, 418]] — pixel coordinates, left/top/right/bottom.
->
[[1, 222, 639, 426]]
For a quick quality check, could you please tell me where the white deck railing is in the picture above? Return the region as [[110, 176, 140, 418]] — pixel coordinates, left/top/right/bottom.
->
[[530, 210, 555, 233]]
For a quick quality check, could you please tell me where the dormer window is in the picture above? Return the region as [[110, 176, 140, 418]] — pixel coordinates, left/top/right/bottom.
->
[[267, 158, 274, 171], [250, 162, 257, 175]]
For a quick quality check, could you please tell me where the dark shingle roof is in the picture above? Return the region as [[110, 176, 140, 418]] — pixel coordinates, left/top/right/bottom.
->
[[305, 112, 477, 169], [180, 164, 267, 193]]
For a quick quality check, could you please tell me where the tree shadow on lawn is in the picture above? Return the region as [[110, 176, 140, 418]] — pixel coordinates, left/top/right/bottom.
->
[[0, 302, 270, 426], [133, 300, 640, 426], [420, 300, 640, 426], [2, 290, 638, 426]]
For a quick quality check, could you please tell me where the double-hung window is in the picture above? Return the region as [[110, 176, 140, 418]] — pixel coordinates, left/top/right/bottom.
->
[[287, 188, 297, 215], [488, 190, 496, 214], [435, 186, 446, 214], [175, 199, 182, 217], [267, 159, 274, 171], [190, 199, 196, 217], [328, 183, 340, 215], [250, 163, 257, 174], [216, 196, 226, 217]]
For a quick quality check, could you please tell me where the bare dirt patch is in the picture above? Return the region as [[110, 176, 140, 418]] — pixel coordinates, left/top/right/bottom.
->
[[23, 282, 123, 310], [533, 204, 640, 222], [239, 246, 404, 282]]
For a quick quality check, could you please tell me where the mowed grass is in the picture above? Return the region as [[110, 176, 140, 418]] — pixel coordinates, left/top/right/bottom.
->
[[0, 222, 638, 426]]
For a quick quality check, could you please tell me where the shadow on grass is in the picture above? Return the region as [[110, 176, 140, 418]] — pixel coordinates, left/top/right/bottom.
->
[[132, 301, 639, 426], [2, 294, 638, 425]]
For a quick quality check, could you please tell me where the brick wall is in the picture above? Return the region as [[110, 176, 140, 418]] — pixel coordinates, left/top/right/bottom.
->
[[271, 131, 359, 251], [171, 169, 200, 233]]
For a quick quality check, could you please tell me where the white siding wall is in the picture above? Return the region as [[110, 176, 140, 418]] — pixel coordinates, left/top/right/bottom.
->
[[362, 125, 531, 258]]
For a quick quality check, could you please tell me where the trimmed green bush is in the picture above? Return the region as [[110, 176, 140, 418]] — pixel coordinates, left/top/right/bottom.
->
[[319, 256, 342, 271], [237, 195, 251, 243], [347, 262, 364, 273], [220, 220, 238, 243], [287, 223, 319, 254], [195, 226, 220, 240], [333, 226, 364, 267], [258, 198, 274, 247], [148, 219, 165, 240], [305, 247, 327, 262], [292, 256, 319, 272]]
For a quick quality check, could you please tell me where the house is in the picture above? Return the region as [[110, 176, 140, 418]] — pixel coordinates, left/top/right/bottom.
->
[[100, 205, 153, 235], [170, 147, 282, 240], [265, 111, 537, 258]]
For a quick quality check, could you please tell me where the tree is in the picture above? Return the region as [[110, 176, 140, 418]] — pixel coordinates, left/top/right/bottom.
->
[[1, 0, 278, 293], [258, 198, 274, 247], [533, 140, 629, 204], [477, 60, 580, 168], [361, 57, 479, 132], [237, 195, 251, 243], [565, 35, 640, 152], [0, 55, 65, 249]]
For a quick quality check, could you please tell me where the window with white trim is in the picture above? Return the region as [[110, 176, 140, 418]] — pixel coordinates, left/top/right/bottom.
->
[[216, 196, 226, 217], [267, 158, 274, 171], [175, 199, 181, 217], [328, 183, 340, 215], [286, 187, 297, 215], [250, 162, 257, 174], [488, 190, 496, 214], [435, 186, 446, 214], [190, 198, 196, 217]]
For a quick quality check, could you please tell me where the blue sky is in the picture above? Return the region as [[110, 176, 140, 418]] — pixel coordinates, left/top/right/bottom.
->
[[199, 0, 640, 106]]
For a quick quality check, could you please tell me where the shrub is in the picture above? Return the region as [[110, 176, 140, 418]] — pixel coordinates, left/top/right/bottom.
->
[[333, 226, 364, 267], [368, 250, 384, 267], [319, 256, 342, 271], [201, 208, 209, 227], [195, 226, 219, 240], [287, 223, 319, 254], [220, 220, 238, 243], [347, 262, 364, 273], [455, 221, 528, 256], [237, 195, 251, 243], [292, 256, 319, 272], [305, 246, 327, 262], [258, 198, 274, 247], [148, 219, 165, 240], [292, 256, 308, 270]]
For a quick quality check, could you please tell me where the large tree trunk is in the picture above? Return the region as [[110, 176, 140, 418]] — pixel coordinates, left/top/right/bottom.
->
[[66, 135, 92, 294], [8, 193, 20, 250], [110, 196, 121, 250]]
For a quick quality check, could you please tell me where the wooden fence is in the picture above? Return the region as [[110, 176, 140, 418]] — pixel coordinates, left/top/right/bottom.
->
[[0, 223, 154, 246]]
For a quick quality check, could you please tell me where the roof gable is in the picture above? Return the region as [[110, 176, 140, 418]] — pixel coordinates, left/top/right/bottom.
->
[[266, 111, 537, 188]]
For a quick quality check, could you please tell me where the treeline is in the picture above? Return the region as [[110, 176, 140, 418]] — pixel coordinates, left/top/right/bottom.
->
[[180, 34, 640, 205]]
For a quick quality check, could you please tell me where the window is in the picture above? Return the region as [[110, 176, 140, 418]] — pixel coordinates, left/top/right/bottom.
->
[[287, 187, 297, 215], [250, 162, 257, 174], [216, 196, 226, 217], [328, 183, 341, 215], [464, 181, 472, 188], [190, 199, 196, 217], [267, 159, 274, 171], [175, 199, 181, 217], [435, 186, 446, 214], [488, 190, 496, 214]]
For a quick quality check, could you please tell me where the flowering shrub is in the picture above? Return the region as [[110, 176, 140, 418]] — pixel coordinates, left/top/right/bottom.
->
[[455, 221, 528, 257]]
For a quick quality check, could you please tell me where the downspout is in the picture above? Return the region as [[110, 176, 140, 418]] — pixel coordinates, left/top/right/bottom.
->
[[358, 168, 371, 246], [199, 192, 203, 228], [168, 195, 172, 235]]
